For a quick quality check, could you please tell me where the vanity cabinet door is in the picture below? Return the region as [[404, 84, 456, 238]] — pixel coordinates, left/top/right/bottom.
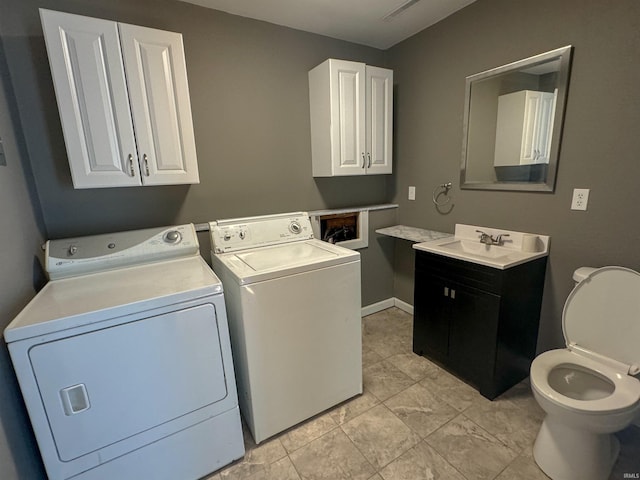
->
[[448, 283, 500, 395], [413, 272, 450, 363]]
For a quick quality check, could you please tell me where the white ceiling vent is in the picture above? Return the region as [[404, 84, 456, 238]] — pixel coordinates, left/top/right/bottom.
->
[[383, 0, 423, 21]]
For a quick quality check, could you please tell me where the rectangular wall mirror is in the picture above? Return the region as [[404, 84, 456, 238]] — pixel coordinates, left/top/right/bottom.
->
[[460, 46, 573, 192]]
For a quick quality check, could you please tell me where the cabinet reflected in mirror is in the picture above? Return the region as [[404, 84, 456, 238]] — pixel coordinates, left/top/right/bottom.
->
[[461, 46, 573, 192]]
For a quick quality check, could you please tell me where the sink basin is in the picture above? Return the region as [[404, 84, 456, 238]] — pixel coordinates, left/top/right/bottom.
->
[[437, 240, 512, 259], [413, 224, 550, 269]]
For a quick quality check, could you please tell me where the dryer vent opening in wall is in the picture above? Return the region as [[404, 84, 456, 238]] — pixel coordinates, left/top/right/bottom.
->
[[310, 210, 369, 250], [321, 213, 358, 244]]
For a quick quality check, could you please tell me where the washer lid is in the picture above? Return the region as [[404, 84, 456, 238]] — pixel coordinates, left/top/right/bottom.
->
[[563, 266, 640, 371], [237, 241, 336, 271], [212, 239, 359, 285]]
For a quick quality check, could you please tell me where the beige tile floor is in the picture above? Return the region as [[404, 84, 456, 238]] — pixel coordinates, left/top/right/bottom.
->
[[208, 308, 640, 480]]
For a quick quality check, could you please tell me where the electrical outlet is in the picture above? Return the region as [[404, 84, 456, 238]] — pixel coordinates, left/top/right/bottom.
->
[[408, 186, 416, 201], [571, 188, 589, 211]]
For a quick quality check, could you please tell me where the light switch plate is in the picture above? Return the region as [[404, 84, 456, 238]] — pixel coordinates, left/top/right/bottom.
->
[[408, 186, 416, 201]]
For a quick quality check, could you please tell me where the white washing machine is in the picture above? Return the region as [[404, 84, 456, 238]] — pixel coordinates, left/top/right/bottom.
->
[[4, 224, 244, 480], [210, 212, 362, 444]]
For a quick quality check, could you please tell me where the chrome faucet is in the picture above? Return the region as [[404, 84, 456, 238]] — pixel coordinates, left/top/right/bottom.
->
[[476, 230, 510, 246]]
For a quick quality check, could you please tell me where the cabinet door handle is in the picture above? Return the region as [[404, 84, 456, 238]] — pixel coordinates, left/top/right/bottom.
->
[[361, 153, 366, 168], [128, 154, 135, 177], [143, 154, 150, 176], [367, 153, 371, 168], [450, 289, 456, 299], [444, 287, 449, 297]]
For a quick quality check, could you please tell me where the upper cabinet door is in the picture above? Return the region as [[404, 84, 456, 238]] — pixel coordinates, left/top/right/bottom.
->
[[119, 24, 199, 186], [40, 9, 140, 188], [520, 91, 541, 164], [535, 91, 557, 164], [365, 66, 393, 175], [330, 60, 366, 175]]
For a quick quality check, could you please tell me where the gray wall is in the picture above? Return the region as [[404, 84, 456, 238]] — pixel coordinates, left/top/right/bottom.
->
[[361, 209, 397, 306], [0, 38, 47, 480], [388, 0, 640, 352]]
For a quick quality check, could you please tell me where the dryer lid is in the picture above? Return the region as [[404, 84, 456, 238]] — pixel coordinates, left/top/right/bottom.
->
[[563, 266, 640, 373]]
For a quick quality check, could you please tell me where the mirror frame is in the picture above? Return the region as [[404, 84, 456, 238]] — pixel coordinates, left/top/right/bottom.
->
[[460, 45, 573, 192]]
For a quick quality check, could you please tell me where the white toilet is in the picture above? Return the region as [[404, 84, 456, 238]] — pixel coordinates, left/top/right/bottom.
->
[[530, 266, 640, 480]]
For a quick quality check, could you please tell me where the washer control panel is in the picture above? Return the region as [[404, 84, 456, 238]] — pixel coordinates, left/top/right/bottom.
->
[[210, 212, 313, 253], [46, 224, 199, 279]]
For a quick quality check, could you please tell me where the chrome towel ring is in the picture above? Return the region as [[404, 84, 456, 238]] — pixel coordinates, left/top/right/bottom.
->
[[432, 182, 452, 206]]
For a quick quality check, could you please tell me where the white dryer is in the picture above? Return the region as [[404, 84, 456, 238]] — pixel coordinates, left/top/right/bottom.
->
[[4, 224, 244, 480], [210, 212, 362, 444]]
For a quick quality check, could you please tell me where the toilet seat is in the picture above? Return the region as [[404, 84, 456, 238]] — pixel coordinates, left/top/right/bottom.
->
[[531, 349, 640, 414], [531, 266, 640, 415], [562, 266, 640, 374]]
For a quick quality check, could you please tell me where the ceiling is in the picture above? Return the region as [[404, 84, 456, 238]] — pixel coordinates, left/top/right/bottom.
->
[[176, 0, 477, 49]]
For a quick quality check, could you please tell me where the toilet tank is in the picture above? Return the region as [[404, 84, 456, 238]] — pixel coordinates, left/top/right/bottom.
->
[[573, 267, 598, 283]]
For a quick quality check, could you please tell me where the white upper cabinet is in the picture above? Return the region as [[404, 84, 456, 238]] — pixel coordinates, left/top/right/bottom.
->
[[40, 9, 199, 188], [493, 89, 557, 167], [309, 59, 393, 177], [365, 66, 393, 175]]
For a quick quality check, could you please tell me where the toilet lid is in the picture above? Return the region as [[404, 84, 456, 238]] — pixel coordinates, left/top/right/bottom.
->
[[563, 266, 640, 370]]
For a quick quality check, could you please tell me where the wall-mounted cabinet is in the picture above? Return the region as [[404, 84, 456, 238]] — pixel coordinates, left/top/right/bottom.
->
[[40, 9, 199, 189], [494, 90, 556, 167], [308, 59, 393, 177], [413, 250, 546, 399]]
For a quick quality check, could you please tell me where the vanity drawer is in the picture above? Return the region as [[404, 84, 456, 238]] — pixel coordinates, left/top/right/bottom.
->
[[415, 250, 502, 294]]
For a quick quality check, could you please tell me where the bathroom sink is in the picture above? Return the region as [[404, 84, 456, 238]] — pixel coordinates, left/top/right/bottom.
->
[[413, 224, 550, 269], [437, 240, 513, 259]]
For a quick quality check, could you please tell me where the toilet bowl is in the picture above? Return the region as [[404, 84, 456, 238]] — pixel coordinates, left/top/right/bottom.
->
[[530, 266, 640, 480]]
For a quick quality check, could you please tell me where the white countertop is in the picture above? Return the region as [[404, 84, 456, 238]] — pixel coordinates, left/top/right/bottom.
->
[[375, 225, 452, 243], [412, 224, 550, 270]]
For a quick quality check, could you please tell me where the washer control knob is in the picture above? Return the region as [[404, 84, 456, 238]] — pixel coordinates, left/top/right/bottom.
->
[[239, 230, 246, 240], [223, 233, 232, 241], [164, 230, 182, 244], [289, 221, 302, 234], [68, 245, 78, 256]]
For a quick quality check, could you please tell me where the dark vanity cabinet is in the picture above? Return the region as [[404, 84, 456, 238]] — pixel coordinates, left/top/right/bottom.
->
[[413, 250, 547, 399]]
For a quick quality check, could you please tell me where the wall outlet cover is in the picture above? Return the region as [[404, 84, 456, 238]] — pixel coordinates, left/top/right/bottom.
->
[[571, 188, 589, 211], [408, 186, 416, 201]]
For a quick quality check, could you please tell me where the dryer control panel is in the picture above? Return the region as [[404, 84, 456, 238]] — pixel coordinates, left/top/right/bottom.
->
[[210, 212, 314, 253], [46, 224, 199, 279]]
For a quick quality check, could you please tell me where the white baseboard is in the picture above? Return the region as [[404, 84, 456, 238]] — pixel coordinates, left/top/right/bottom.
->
[[361, 298, 394, 316], [361, 297, 413, 317], [393, 298, 413, 315]]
